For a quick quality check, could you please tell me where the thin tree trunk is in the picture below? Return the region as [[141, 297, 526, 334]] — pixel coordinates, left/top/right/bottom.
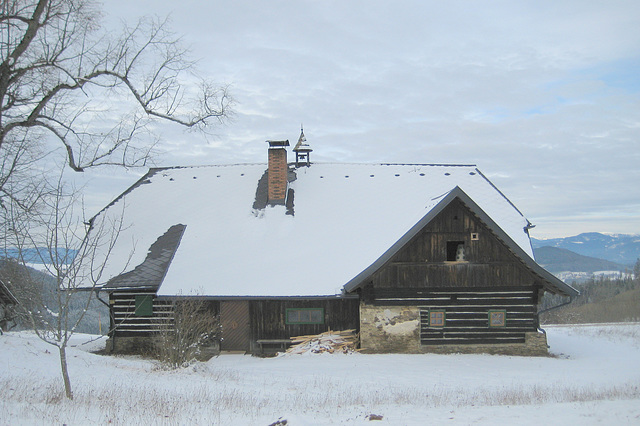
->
[[59, 345, 73, 400]]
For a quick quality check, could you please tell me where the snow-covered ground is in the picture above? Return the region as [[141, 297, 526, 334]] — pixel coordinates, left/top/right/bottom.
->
[[1, 324, 640, 425]]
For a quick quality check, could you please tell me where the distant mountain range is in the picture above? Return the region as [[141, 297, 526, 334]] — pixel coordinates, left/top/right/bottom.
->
[[531, 232, 640, 266], [0, 248, 76, 265], [533, 246, 629, 274]]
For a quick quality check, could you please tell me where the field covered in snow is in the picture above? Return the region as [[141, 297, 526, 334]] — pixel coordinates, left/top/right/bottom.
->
[[1, 324, 640, 425]]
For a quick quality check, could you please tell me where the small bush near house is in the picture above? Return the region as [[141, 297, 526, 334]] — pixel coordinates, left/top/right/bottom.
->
[[154, 299, 221, 368]]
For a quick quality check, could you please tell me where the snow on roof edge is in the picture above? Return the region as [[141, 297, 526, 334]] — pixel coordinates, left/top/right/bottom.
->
[[88, 162, 572, 297]]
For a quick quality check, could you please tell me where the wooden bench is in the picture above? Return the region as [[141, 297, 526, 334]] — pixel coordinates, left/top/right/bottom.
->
[[255, 339, 293, 354]]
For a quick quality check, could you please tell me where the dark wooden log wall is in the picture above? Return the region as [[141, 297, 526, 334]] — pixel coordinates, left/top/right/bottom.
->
[[370, 198, 542, 289], [111, 293, 358, 346], [368, 286, 539, 344], [250, 298, 360, 340], [109, 290, 174, 336]]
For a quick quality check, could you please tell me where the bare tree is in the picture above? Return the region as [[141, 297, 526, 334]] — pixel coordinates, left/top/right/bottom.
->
[[154, 298, 221, 369], [4, 172, 127, 399], [0, 0, 231, 219], [0, 0, 231, 399]]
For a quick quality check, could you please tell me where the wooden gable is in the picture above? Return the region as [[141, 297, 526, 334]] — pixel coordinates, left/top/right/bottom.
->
[[368, 197, 542, 290]]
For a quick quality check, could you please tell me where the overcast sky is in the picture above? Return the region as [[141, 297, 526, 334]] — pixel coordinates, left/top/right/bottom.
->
[[84, 0, 640, 239]]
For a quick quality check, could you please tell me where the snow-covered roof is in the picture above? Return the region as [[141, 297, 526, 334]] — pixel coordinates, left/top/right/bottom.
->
[[92, 162, 572, 297]]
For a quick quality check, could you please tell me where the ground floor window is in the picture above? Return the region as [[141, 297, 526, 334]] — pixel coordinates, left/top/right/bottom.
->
[[134, 294, 153, 317], [286, 308, 324, 324], [428, 310, 446, 327], [488, 310, 506, 327]]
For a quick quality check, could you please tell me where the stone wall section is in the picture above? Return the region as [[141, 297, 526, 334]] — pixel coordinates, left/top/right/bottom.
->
[[106, 336, 220, 360], [106, 335, 155, 355], [360, 303, 421, 353]]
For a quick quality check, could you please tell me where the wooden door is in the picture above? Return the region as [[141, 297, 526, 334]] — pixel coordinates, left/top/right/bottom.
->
[[220, 301, 251, 352]]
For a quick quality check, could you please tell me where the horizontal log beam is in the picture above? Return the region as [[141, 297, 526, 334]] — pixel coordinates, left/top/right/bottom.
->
[[421, 328, 533, 334], [371, 285, 536, 294], [421, 338, 526, 345], [420, 321, 535, 329]]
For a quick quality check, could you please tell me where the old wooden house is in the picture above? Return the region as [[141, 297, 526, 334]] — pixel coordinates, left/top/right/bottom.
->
[[91, 131, 577, 356]]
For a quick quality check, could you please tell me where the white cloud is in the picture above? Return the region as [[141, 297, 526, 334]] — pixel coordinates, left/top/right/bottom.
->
[[86, 0, 640, 238]]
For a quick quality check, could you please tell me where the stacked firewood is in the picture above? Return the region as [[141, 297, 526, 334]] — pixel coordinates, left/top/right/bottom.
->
[[286, 329, 359, 355]]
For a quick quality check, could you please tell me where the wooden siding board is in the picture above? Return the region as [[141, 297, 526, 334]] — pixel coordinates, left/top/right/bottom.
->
[[417, 290, 537, 345], [110, 290, 174, 336], [250, 299, 359, 341], [370, 199, 541, 290], [111, 292, 221, 339], [220, 301, 251, 351], [421, 338, 526, 345]]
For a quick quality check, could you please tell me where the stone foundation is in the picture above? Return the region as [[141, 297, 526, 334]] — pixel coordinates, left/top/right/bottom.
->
[[105, 335, 156, 356], [360, 303, 549, 356], [106, 335, 220, 360]]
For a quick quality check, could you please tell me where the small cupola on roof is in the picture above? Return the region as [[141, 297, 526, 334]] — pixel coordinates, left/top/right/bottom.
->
[[266, 139, 290, 204], [293, 126, 312, 167]]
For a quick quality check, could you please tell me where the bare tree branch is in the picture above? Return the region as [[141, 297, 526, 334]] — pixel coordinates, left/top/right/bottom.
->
[[1, 0, 232, 217], [0, 0, 232, 400]]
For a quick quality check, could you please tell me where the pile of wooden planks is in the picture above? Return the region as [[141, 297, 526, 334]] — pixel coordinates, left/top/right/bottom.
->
[[286, 329, 359, 355]]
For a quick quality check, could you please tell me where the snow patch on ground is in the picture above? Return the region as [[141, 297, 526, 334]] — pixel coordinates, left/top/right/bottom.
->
[[2, 324, 640, 424]]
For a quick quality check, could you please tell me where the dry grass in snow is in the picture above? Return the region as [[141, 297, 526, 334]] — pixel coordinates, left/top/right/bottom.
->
[[1, 324, 640, 425]]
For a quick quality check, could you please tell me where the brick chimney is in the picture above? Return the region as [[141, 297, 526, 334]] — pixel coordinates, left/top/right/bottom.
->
[[267, 140, 290, 204]]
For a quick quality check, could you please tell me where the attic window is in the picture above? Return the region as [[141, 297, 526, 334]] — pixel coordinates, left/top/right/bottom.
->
[[286, 308, 324, 325], [134, 295, 153, 317], [446, 241, 466, 262]]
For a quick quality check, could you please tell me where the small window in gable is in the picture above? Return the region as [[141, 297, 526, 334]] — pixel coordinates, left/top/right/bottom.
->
[[286, 308, 324, 325], [429, 310, 446, 327], [134, 295, 153, 317], [446, 241, 466, 262], [488, 310, 506, 327]]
